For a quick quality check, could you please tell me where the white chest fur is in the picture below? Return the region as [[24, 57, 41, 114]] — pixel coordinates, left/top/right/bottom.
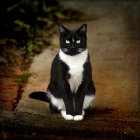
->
[[59, 49, 88, 93]]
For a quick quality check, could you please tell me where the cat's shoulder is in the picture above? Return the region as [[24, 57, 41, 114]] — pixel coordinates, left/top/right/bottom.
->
[[52, 53, 67, 66]]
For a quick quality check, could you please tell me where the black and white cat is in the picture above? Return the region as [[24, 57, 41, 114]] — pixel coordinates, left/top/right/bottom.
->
[[30, 24, 95, 121]]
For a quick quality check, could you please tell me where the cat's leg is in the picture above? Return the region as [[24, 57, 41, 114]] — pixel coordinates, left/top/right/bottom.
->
[[74, 96, 94, 121], [74, 82, 95, 121], [58, 62, 75, 120], [61, 92, 74, 120], [59, 83, 75, 120], [74, 84, 85, 121]]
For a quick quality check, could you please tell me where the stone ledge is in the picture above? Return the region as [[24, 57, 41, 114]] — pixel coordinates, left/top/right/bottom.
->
[[0, 110, 140, 139]]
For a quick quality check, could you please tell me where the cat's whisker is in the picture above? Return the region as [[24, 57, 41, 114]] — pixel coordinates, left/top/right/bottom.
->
[[61, 48, 68, 53], [77, 48, 85, 53]]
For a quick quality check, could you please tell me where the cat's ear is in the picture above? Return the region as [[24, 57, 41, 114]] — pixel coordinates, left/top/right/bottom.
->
[[59, 25, 68, 33], [78, 24, 87, 33]]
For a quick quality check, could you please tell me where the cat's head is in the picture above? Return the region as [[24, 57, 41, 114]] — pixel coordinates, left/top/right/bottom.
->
[[59, 24, 87, 55]]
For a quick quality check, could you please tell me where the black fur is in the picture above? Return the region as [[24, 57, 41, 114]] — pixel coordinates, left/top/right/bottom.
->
[[30, 24, 95, 117]]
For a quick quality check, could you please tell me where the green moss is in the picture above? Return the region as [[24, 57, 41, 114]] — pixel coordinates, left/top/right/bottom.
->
[[15, 71, 31, 86]]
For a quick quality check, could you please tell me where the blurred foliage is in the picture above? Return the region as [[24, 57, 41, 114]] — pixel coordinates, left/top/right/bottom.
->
[[14, 71, 31, 86], [0, 0, 82, 105], [0, 0, 81, 56]]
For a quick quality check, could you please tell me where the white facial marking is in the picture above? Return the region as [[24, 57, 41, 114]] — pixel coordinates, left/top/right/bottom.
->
[[62, 48, 68, 53], [83, 95, 95, 109], [74, 115, 84, 121], [59, 49, 88, 93], [61, 110, 74, 120], [77, 48, 85, 53], [47, 92, 65, 110]]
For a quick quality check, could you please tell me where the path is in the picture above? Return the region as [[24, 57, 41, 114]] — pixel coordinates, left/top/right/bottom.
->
[[13, 0, 139, 138]]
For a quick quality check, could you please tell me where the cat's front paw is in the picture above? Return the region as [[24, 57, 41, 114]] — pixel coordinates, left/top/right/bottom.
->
[[61, 110, 74, 120], [74, 115, 84, 121]]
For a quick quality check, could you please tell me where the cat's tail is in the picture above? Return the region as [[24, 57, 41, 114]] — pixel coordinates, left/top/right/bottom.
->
[[29, 92, 50, 103]]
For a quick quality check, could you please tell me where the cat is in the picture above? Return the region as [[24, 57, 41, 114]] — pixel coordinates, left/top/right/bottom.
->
[[30, 24, 95, 121]]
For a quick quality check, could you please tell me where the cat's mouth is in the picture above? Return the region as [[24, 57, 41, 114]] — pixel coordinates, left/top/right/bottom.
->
[[61, 48, 85, 55]]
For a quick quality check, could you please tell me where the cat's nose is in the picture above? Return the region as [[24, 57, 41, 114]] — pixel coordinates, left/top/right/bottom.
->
[[71, 45, 75, 48]]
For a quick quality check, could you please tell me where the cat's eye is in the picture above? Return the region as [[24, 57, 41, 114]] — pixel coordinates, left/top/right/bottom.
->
[[65, 40, 70, 44], [76, 40, 81, 43]]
